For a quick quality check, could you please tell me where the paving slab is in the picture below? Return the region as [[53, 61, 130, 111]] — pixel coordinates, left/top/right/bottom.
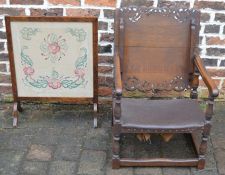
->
[[26, 144, 53, 161], [214, 149, 225, 175], [0, 150, 24, 175], [49, 161, 77, 175], [21, 161, 48, 175], [54, 144, 81, 161], [78, 150, 106, 175], [84, 127, 110, 151], [106, 161, 134, 175], [134, 167, 162, 175], [162, 167, 191, 175]]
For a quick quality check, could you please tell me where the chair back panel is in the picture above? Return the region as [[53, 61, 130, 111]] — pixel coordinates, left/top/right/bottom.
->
[[116, 7, 200, 95]]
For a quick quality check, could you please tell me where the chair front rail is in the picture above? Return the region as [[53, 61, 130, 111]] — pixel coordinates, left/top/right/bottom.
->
[[120, 158, 199, 167]]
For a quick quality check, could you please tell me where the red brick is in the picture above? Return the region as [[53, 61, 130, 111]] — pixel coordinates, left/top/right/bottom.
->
[[199, 78, 221, 87], [0, 53, 8, 61], [98, 56, 113, 64], [10, 0, 43, 5], [204, 25, 220, 34], [0, 31, 6, 39], [0, 8, 25, 16], [207, 69, 225, 77], [100, 33, 114, 42], [207, 48, 225, 57], [158, 0, 190, 8], [220, 60, 225, 67], [104, 9, 114, 19], [85, 0, 116, 7], [194, 1, 225, 10], [206, 37, 225, 45], [0, 0, 6, 4], [98, 76, 113, 87], [98, 44, 112, 54], [0, 64, 6, 72], [98, 66, 113, 74], [30, 8, 63, 16], [0, 19, 3, 28], [201, 13, 210, 22], [98, 86, 112, 96], [0, 42, 4, 51], [203, 58, 218, 66], [66, 8, 100, 17], [0, 74, 11, 84], [98, 21, 108, 31], [48, 0, 80, 5], [215, 13, 225, 22], [0, 85, 12, 95], [121, 0, 154, 7]]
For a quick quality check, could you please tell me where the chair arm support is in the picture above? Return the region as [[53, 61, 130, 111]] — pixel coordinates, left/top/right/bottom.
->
[[114, 53, 123, 96], [194, 55, 219, 98]]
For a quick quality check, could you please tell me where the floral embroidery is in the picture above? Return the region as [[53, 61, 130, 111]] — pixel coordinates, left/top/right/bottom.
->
[[20, 27, 40, 40], [21, 46, 88, 89], [23, 66, 35, 76], [66, 28, 87, 42], [74, 47, 87, 81], [40, 33, 68, 63], [21, 46, 33, 66]]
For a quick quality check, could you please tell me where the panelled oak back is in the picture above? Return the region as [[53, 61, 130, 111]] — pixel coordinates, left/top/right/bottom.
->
[[115, 7, 200, 97]]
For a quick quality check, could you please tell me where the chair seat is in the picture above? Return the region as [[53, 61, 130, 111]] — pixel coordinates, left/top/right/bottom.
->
[[120, 98, 205, 130]]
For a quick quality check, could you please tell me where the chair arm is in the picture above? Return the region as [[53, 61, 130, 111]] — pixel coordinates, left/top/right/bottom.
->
[[114, 54, 123, 96], [194, 55, 219, 98]]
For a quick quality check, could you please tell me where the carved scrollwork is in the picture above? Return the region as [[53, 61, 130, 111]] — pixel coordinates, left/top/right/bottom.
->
[[120, 7, 199, 23], [124, 76, 189, 93]]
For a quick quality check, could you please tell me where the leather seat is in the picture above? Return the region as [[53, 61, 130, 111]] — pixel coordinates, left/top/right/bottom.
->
[[120, 98, 205, 130]]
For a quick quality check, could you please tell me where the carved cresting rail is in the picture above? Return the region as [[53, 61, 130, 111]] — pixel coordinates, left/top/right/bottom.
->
[[120, 7, 199, 23]]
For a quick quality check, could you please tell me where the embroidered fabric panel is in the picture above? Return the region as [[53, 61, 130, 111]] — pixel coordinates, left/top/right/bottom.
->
[[11, 22, 93, 98]]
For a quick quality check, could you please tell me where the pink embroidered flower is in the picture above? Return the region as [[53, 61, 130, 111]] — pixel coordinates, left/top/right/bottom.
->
[[48, 79, 61, 89], [40, 33, 67, 63], [48, 42, 61, 55], [23, 66, 34, 76], [74, 68, 85, 80]]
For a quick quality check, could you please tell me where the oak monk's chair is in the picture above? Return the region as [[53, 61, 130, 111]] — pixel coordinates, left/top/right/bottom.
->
[[112, 7, 219, 169]]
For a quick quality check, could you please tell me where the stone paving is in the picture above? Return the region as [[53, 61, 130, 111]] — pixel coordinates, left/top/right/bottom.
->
[[0, 102, 224, 175]]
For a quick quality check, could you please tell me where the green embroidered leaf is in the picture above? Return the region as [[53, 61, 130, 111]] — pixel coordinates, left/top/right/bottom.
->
[[66, 28, 87, 42], [49, 33, 57, 43], [20, 27, 40, 40], [25, 76, 48, 88], [52, 70, 59, 79], [61, 79, 83, 89], [75, 47, 87, 68], [21, 47, 33, 66]]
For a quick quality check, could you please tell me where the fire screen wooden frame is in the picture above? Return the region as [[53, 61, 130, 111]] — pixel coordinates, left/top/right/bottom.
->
[[5, 16, 98, 127], [112, 7, 219, 169]]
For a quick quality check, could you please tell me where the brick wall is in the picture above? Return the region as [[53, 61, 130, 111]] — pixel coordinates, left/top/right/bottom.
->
[[0, 0, 225, 102]]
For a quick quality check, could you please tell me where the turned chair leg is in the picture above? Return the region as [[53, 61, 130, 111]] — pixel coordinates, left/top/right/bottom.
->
[[197, 134, 207, 169], [12, 102, 22, 127], [112, 135, 120, 169], [198, 97, 214, 170]]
